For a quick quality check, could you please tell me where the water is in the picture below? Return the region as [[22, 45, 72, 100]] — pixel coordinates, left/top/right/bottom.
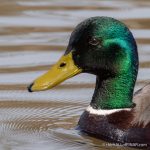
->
[[0, 0, 150, 149]]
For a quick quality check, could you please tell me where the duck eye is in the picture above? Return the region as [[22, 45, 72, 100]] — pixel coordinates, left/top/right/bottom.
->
[[89, 37, 99, 46]]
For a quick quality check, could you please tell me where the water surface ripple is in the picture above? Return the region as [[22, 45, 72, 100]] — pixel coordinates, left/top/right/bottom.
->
[[0, 0, 149, 149]]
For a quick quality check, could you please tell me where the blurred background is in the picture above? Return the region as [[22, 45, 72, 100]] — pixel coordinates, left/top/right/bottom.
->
[[0, 0, 149, 149]]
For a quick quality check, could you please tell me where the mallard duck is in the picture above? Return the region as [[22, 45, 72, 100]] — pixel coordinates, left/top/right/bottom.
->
[[28, 17, 150, 147]]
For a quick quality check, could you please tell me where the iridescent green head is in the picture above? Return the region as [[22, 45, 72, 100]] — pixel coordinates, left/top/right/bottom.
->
[[29, 17, 139, 110], [66, 17, 138, 76], [66, 17, 139, 109]]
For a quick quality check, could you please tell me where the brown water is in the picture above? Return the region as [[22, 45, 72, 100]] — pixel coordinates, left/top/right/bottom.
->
[[0, 0, 150, 149]]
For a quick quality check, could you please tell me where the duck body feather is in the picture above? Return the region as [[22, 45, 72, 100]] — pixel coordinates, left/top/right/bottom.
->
[[78, 83, 150, 146]]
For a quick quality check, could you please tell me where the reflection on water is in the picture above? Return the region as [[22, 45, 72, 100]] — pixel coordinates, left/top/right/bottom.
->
[[0, 0, 150, 149]]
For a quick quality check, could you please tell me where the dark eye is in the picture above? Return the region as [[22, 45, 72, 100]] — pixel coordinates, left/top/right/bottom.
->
[[89, 37, 99, 46]]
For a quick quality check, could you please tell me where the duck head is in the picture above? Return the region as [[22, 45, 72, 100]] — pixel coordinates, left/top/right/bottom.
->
[[28, 17, 138, 109]]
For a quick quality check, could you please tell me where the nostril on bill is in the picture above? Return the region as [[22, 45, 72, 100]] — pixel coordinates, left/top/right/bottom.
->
[[59, 62, 66, 68], [28, 82, 34, 92]]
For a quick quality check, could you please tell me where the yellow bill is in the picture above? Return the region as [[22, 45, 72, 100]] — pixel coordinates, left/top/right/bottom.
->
[[28, 52, 82, 92]]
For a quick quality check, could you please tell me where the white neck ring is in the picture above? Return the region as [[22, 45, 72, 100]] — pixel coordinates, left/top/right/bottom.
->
[[86, 105, 131, 116]]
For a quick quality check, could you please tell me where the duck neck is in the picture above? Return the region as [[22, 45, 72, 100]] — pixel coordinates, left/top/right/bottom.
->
[[90, 73, 136, 110]]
